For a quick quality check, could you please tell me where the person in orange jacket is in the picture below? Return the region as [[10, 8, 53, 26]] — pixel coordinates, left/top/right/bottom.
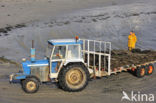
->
[[128, 31, 137, 51]]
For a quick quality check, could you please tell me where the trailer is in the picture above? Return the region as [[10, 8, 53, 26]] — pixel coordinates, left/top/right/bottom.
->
[[9, 37, 155, 93], [81, 39, 155, 78]]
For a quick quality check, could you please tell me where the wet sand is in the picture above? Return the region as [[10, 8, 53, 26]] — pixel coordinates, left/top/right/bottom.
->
[[0, 63, 156, 103], [0, 0, 142, 28]]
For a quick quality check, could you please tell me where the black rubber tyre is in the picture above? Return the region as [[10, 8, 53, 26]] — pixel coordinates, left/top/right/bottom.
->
[[145, 63, 154, 75], [136, 66, 146, 78], [58, 63, 89, 92], [22, 78, 39, 93], [145, 65, 148, 75]]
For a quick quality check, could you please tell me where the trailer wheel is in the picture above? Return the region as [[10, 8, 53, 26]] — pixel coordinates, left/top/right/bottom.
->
[[146, 64, 154, 75], [136, 66, 145, 78], [58, 64, 89, 92], [22, 78, 39, 93]]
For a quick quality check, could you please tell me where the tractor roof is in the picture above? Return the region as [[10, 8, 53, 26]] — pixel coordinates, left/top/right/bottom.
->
[[48, 39, 83, 46]]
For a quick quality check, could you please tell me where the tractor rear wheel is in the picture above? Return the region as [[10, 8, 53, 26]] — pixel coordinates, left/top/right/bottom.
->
[[22, 77, 39, 93], [58, 64, 89, 92]]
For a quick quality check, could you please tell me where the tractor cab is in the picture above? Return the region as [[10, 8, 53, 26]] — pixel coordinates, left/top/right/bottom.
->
[[47, 39, 84, 78]]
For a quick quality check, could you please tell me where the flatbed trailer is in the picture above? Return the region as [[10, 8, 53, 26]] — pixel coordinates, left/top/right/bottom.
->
[[81, 39, 155, 78]]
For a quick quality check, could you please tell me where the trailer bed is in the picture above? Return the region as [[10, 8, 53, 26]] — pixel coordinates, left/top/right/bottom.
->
[[111, 49, 156, 69]]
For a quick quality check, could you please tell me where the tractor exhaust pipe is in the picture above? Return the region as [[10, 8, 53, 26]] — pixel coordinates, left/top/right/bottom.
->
[[31, 40, 35, 62]]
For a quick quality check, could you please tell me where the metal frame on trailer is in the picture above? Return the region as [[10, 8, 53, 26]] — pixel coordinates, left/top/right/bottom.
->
[[81, 39, 111, 77], [81, 39, 156, 77]]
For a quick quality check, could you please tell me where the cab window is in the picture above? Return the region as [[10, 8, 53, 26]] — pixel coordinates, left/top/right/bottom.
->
[[52, 46, 66, 59]]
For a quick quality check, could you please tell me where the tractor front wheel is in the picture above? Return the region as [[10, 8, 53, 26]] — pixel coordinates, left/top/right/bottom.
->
[[22, 77, 39, 93], [58, 64, 89, 92]]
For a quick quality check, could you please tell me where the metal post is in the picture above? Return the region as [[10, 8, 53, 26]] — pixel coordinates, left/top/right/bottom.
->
[[104, 42, 106, 71], [93, 40, 96, 78], [94, 41, 95, 68], [99, 54, 101, 77], [87, 40, 90, 68], [109, 42, 111, 55], [108, 55, 111, 75], [32, 40, 34, 48], [83, 39, 85, 60], [99, 41, 101, 77], [109, 42, 111, 75], [100, 41, 101, 53], [104, 42, 106, 53]]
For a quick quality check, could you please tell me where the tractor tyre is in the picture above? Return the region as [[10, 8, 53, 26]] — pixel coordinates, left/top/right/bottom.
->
[[146, 63, 154, 75], [136, 66, 146, 78], [58, 63, 89, 92], [22, 77, 39, 93]]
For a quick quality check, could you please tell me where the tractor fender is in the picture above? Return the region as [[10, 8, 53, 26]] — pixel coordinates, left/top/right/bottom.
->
[[64, 62, 93, 74], [64, 62, 86, 69], [63, 59, 84, 66], [25, 75, 41, 83], [63, 62, 92, 75]]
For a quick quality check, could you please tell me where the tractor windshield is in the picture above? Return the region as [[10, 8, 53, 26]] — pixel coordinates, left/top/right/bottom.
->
[[46, 44, 53, 58], [52, 46, 66, 59]]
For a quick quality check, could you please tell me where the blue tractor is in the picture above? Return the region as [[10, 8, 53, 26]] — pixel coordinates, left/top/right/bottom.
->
[[10, 37, 91, 93]]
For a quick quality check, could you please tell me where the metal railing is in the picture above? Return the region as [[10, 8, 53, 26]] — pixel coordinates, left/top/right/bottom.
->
[[81, 39, 111, 77]]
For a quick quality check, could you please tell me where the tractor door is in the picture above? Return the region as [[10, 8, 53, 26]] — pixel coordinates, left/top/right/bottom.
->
[[50, 46, 66, 74]]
